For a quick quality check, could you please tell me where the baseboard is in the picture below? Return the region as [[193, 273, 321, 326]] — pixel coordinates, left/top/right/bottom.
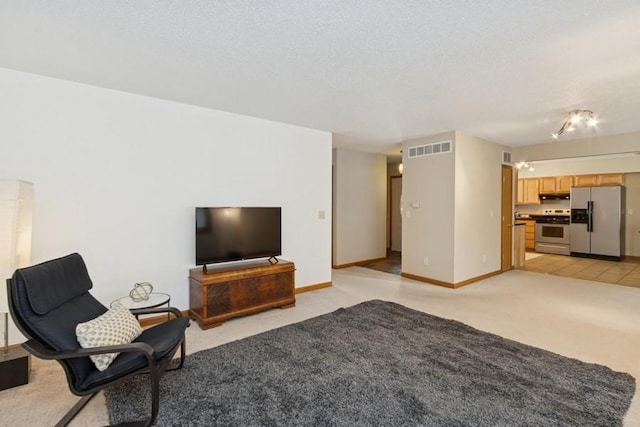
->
[[295, 282, 332, 294], [401, 269, 502, 289], [623, 255, 640, 262], [332, 257, 386, 269]]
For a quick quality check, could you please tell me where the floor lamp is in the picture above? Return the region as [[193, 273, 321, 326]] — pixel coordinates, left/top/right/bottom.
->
[[0, 180, 33, 391]]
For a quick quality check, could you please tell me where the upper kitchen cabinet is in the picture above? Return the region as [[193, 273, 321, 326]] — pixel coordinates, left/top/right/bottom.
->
[[572, 174, 598, 187], [516, 178, 540, 204], [573, 173, 624, 187], [517, 173, 624, 205], [597, 173, 624, 186], [539, 176, 572, 193], [557, 176, 573, 192]]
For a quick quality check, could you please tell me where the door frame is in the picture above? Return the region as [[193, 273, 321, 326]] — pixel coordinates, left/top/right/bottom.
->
[[388, 175, 402, 252], [501, 165, 514, 271]]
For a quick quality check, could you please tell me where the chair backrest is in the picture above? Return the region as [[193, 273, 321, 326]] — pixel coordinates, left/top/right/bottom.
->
[[7, 253, 108, 392]]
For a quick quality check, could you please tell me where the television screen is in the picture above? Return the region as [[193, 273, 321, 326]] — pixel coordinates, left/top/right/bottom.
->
[[195, 207, 282, 265]]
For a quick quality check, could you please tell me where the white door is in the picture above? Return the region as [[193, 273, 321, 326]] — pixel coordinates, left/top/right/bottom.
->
[[391, 176, 402, 252]]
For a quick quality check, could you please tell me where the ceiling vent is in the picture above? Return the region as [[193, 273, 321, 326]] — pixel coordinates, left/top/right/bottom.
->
[[407, 140, 452, 159], [502, 151, 512, 164]]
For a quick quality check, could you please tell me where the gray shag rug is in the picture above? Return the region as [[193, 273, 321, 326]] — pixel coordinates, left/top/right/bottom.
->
[[106, 300, 635, 426]]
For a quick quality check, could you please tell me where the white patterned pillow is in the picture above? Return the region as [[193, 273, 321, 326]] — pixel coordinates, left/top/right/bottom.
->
[[76, 302, 143, 371]]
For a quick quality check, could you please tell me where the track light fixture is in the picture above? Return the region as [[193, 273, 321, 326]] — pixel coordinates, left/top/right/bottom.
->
[[515, 161, 535, 171], [551, 110, 597, 140]]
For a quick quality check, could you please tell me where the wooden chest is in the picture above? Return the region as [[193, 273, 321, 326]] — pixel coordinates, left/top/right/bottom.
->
[[189, 259, 295, 329]]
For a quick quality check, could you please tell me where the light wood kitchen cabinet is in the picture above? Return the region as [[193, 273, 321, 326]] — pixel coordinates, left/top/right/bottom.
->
[[539, 176, 572, 193], [517, 173, 623, 204], [538, 177, 556, 193], [573, 174, 599, 187], [516, 179, 524, 204], [572, 173, 624, 187], [597, 173, 624, 186], [521, 220, 536, 250], [556, 176, 573, 192], [516, 178, 540, 205]]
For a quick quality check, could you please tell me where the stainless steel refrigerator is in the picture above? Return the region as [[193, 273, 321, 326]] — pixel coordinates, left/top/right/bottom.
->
[[570, 186, 624, 260]]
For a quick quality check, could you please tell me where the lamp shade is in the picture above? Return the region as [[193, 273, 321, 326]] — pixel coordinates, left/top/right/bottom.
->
[[0, 180, 33, 313]]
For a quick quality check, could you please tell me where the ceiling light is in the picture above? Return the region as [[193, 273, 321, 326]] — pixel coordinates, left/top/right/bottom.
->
[[515, 161, 535, 171], [569, 113, 582, 125], [551, 109, 597, 139]]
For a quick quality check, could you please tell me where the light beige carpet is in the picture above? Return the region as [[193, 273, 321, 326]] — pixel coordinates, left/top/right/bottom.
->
[[1, 266, 639, 426]]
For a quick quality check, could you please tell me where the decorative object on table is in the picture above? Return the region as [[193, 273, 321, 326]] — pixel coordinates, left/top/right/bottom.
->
[[106, 300, 634, 426], [128, 282, 153, 302], [7, 252, 189, 426], [0, 180, 33, 391]]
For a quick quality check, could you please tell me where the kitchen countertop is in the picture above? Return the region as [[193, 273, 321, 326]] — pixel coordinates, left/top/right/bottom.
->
[[514, 213, 537, 219]]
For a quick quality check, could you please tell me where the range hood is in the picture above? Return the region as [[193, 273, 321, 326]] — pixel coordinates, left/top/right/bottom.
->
[[539, 193, 570, 200]]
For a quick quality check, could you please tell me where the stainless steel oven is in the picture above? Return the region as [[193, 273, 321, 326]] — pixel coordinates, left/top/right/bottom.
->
[[534, 209, 571, 255], [535, 223, 570, 255]]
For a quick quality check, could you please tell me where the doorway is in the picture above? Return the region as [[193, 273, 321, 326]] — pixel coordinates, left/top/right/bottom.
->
[[362, 173, 402, 275]]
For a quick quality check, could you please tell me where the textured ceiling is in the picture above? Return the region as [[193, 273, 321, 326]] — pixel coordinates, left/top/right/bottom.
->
[[1, 1, 640, 154]]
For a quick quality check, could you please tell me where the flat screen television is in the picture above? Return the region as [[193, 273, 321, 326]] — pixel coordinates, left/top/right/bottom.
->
[[195, 207, 282, 267]]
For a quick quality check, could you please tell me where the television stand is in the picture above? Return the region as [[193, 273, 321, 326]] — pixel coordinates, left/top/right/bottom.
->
[[189, 259, 295, 329]]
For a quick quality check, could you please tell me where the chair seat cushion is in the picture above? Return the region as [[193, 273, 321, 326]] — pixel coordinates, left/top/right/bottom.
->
[[76, 303, 144, 371], [76, 316, 189, 392]]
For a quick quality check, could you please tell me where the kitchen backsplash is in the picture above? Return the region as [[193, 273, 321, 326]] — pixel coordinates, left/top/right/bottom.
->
[[516, 199, 570, 216]]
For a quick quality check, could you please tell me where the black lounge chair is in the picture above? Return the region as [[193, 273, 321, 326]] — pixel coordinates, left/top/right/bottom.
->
[[6, 253, 189, 426]]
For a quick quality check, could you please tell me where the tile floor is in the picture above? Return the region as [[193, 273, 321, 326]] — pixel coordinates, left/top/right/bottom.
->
[[521, 253, 640, 287], [362, 251, 640, 288]]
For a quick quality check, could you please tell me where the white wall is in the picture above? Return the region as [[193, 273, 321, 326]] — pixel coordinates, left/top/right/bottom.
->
[[402, 132, 507, 284], [0, 68, 332, 344], [624, 173, 640, 256], [402, 132, 456, 282], [514, 131, 640, 165], [332, 148, 386, 266], [517, 156, 640, 178], [454, 133, 505, 283]]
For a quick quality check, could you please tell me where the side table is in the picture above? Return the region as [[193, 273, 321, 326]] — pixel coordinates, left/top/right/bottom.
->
[[111, 293, 171, 320]]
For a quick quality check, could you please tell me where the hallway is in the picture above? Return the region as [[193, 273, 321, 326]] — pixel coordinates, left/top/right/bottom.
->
[[362, 251, 401, 275]]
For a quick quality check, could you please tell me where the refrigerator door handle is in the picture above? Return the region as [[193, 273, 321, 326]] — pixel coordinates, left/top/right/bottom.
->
[[588, 201, 593, 232]]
